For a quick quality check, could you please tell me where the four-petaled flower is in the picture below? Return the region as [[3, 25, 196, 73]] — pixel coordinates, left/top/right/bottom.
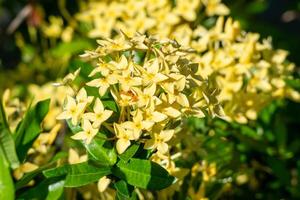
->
[[56, 95, 86, 125], [71, 119, 98, 144], [144, 129, 174, 154], [83, 98, 113, 128]]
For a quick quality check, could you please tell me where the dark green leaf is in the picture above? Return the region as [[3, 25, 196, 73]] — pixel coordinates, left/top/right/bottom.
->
[[266, 156, 290, 186], [113, 158, 175, 190], [18, 177, 63, 200], [43, 164, 70, 178], [43, 162, 111, 188], [64, 162, 111, 187], [14, 99, 50, 162], [114, 180, 137, 200], [119, 143, 140, 162]]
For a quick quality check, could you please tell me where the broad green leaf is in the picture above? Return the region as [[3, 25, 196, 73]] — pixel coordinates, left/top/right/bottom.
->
[[113, 158, 175, 190], [0, 147, 14, 200], [64, 162, 111, 187], [43, 165, 70, 178], [46, 180, 65, 200], [0, 99, 19, 169], [14, 99, 50, 162], [43, 162, 111, 188], [85, 137, 117, 166], [15, 152, 68, 190], [18, 177, 63, 200], [119, 143, 140, 162], [114, 180, 137, 200]]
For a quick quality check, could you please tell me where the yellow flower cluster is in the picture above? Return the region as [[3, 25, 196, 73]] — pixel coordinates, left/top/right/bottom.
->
[[76, 0, 229, 39], [42, 16, 74, 42], [74, 0, 299, 124], [58, 33, 223, 158], [189, 17, 300, 123]]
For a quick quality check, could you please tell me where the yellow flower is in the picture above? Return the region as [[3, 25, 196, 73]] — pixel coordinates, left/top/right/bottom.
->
[[97, 176, 111, 193], [140, 59, 168, 86], [61, 26, 74, 42], [83, 98, 113, 128], [143, 101, 168, 123], [32, 124, 61, 154], [86, 76, 118, 96], [174, 0, 200, 21], [56, 95, 86, 125], [13, 162, 38, 180], [122, 109, 154, 139], [119, 70, 142, 92], [68, 148, 88, 164], [114, 123, 135, 154], [61, 68, 81, 85], [42, 16, 63, 38], [133, 84, 157, 107], [71, 119, 98, 144], [144, 129, 174, 154], [203, 0, 230, 16], [76, 88, 94, 105], [201, 161, 217, 182]]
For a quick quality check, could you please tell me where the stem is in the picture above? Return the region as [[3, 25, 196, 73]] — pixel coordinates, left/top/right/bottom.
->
[[102, 122, 115, 134]]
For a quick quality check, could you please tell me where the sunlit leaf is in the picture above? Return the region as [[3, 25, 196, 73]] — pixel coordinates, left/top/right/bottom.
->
[[113, 158, 175, 190]]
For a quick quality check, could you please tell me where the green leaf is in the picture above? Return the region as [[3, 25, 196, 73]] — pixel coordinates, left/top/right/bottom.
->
[[69, 59, 94, 80], [46, 180, 65, 200], [285, 78, 300, 90], [50, 39, 93, 58], [114, 180, 137, 200], [102, 100, 119, 113], [43, 164, 70, 178], [14, 99, 50, 162], [66, 121, 117, 166], [43, 162, 111, 188], [119, 143, 140, 162], [113, 158, 175, 190], [18, 177, 63, 200], [0, 147, 14, 200], [85, 137, 117, 166], [0, 98, 20, 169], [66, 119, 82, 134], [266, 156, 290, 186], [15, 152, 68, 190], [64, 162, 111, 187]]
